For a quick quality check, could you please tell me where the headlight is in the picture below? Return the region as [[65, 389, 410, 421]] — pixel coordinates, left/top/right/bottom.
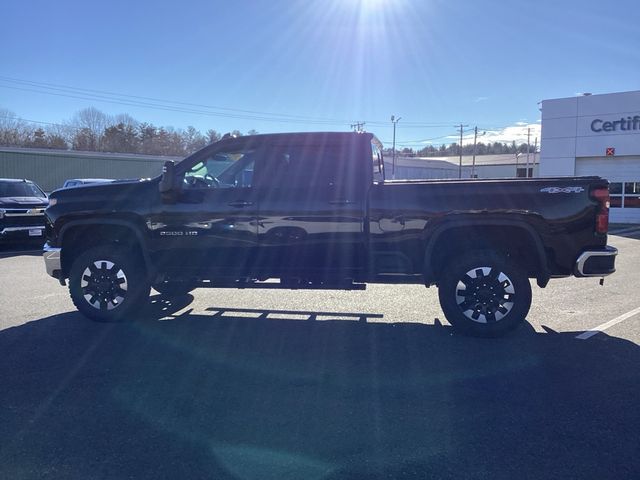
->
[[48, 198, 57, 207], [0, 208, 5, 219]]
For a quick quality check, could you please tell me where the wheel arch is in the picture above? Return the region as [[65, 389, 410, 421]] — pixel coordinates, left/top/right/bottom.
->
[[59, 219, 152, 278], [423, 217, 550, 287]]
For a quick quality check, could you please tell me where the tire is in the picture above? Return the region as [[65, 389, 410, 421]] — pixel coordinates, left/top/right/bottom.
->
[[437, 250, 532, 337], [69, 245, 151, 322], [152, 280, 196, 297]]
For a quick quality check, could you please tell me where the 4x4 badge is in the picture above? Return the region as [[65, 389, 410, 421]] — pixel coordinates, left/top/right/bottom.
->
[[540, 186, 585, 194]]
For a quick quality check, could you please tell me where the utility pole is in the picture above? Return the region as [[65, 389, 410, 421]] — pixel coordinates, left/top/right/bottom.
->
[[457, 123, 468, 178], [350, 121, 366, 133], [525, 127, 531, 178], [532, 136, 538, 177], [391, 115, 401, 179], [471, 126, 485, 179]]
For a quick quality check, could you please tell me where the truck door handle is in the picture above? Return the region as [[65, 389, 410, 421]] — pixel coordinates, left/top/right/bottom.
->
[[329, 199, 354, 205], [227, 201, 254, 207]]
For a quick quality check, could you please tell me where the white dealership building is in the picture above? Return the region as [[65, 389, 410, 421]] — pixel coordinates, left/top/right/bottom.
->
[[540, 90, 640, 223]]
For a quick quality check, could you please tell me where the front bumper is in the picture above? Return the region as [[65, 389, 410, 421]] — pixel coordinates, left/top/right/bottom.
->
[[0, 225, 45, 242], [43, 243, 62, 279], [574, 246, 618, 277]]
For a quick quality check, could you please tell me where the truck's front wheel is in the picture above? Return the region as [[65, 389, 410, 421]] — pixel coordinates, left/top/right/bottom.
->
[[69, 245, 150, 322], [437, 251, 532, 337]]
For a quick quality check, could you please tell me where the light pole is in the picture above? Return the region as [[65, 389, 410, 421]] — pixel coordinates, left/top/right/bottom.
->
[[525, 127, 531, 177], [391, 115, 401, 179], [457, 123, 469, 178]]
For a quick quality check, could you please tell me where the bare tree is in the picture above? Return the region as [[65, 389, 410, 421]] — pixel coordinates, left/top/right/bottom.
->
[[206, 129, 221, 144], [0, 108, 33, 146], [47, 122, 74, 147], [114, 113, 139, 129], [70, 107, 109, 150], [183, 126, 207, 153]]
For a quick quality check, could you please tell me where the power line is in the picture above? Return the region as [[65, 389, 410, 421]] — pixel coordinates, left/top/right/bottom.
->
[[0, 75, 345, 123], [350, 121, 366, 132], [0, 75, 460, 128], [0, 75, 542, 149], [0, 84, 351, 126], [0, 116, 85, 132], [382, 134, 457, 145]]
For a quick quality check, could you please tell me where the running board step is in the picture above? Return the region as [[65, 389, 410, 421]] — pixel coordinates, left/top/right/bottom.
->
[[199, 280, 367, 291]]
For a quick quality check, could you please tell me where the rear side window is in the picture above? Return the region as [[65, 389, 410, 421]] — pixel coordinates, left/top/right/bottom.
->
[[259, 143, 361, 189], [372, 142, 384, 182]]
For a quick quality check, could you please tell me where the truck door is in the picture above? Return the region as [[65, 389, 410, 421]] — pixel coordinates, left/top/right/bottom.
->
[[148, 146, 259, 277], [255, 139, 367, 280]]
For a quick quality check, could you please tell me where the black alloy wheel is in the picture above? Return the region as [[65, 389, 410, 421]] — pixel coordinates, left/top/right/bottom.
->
[[80, 259, 128, 310], [438, 251, 532, 337], [69, 245, 150, 322], [455, 266, 516, 323]]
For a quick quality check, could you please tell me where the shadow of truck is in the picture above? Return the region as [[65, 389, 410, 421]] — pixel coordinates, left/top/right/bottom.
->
[[0, 297, 638, 479]]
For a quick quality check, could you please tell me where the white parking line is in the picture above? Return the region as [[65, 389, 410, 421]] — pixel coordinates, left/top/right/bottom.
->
[[610, 226, 640, 236], [576, 306, 640, 340]]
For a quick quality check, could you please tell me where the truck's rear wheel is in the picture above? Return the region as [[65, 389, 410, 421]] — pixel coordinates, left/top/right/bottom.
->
[[437, 251, 532, 337], [69, 245, 150, 322]]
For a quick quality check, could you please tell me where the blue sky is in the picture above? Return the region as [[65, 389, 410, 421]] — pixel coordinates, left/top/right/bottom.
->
[[1, 0, 639, 149]]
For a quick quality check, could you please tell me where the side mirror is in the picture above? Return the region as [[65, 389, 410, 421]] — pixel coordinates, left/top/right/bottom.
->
[[159, 160, 179, 202]]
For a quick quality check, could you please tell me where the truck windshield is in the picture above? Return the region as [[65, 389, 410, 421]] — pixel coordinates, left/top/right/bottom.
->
[[0, 182, 46, 198]]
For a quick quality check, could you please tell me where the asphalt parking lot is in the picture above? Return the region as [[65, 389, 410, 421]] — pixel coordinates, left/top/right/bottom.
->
[[0, 232, 638, 479]]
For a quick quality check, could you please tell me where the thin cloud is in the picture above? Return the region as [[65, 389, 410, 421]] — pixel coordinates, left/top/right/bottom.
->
[[474, 96, 489, 103], [461, 122, 541, 146]]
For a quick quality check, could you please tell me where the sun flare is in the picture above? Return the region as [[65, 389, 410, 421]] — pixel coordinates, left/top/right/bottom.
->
[[357, 0, 392, 10]]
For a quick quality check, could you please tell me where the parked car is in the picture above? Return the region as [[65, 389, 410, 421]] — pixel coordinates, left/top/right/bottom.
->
[[43, 132, 617, 337], [62, 178, 114, 189], [0, 178, 48, 245]]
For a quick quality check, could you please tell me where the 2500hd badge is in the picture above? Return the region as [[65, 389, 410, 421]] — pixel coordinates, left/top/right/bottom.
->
[[159, 230, 198, 236]]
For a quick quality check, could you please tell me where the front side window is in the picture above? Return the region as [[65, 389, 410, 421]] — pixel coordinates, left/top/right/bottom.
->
[[184, 149, 256, 189]]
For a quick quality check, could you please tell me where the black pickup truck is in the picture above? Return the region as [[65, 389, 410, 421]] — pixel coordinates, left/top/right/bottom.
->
[[1, 178, 48, 245], [43, 132, 617, 336]]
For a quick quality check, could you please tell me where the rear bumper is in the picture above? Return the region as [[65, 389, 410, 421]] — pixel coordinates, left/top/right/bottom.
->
[[574, 246, 618, 277], [43, 243, 62, 279]]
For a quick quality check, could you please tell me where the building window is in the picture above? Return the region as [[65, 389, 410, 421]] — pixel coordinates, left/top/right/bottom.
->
[[609, 182, 640, 208], [624, 182, 640, 208], [516, 167, 533, 178]]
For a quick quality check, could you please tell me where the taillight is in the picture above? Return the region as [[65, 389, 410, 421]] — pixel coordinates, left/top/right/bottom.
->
[[591, 187, 610, 234]]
